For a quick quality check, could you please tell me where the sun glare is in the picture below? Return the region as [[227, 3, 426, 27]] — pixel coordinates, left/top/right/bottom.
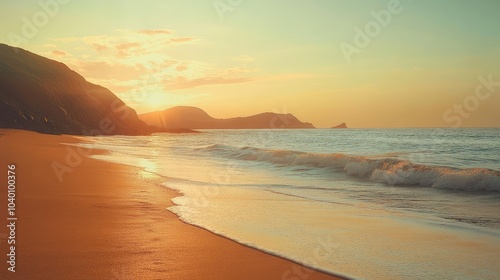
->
[[144, 93, 168, 109]]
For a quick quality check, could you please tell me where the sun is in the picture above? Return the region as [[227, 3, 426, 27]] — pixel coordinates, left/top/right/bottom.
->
[[144, 93, 168, 109]]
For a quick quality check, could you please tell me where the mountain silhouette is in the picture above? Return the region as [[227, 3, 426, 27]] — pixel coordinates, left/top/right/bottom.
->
[[0, 43, 154, 135], [139, 106, 315, 129]]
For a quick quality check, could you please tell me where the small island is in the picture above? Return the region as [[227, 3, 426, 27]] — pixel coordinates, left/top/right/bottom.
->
[[331, 123, 348, 129]]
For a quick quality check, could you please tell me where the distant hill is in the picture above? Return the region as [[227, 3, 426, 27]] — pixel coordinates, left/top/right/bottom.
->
[[139, 106, 315, 129], [0, 43, 154, 135], [332, 123, 347, 129]]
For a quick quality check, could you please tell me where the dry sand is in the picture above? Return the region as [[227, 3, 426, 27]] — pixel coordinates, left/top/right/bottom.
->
[[0, 129, 343, 280]]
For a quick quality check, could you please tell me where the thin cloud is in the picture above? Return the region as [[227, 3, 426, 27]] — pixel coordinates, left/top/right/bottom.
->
[[138, 29, 173, 35], [115, 42, 141, 50], [165, 76, 255, 90], [51, 50, 67, 56], [92, 43, 108, 52], [223, 67, 260, 74], [234, 55, 255, 63], [71, 61, 147, 81], [115, 42, 142, 57], [43, 29, 230, 96], [176, 65, 188, 72], [170, 37, 195, 43]]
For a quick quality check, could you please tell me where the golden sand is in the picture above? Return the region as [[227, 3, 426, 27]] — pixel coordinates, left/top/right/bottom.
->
[[0, 129, 342, 280]]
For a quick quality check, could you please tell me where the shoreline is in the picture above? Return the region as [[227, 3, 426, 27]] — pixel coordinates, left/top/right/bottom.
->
[[0, 129, 344, 280], [145, 170, 353, 279], [167, 205, 354, 280]]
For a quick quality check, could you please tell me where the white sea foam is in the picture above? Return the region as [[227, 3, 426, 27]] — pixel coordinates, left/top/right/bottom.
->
[[74, 128, 500, 280], [202, 144, 500, 192]]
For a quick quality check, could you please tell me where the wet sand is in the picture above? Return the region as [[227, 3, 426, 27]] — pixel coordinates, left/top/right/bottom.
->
[[0, 129, 343, 280]]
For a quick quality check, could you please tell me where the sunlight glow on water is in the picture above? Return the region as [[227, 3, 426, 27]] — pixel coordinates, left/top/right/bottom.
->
[[75, 128, 500, 280]]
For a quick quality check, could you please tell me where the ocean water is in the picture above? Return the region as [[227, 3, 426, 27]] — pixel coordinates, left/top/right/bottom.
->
[[75, 128, 500, 280]]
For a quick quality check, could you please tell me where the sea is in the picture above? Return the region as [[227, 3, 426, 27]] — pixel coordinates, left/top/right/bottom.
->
[[74, 128, 500, 280]]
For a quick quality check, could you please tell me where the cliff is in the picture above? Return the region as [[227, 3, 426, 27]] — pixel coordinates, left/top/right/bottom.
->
[[0, 44, 154, 135]]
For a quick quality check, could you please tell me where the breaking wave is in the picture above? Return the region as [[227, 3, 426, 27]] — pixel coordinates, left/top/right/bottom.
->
[[201, 144, 500, 192]]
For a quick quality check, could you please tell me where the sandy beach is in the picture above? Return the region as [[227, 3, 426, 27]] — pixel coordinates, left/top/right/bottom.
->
[[0, 129, 342, 280]]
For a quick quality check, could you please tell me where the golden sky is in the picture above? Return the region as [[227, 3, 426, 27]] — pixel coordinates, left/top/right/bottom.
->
[[2, 0, 500, 127]]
